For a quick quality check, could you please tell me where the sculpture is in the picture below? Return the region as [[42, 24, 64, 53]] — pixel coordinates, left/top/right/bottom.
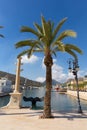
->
[[23, 96, 44, 108]]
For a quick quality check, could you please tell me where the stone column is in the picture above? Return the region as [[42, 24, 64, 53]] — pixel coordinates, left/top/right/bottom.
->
[[14, 57, 21, 93], [3, 57, 23, 109]]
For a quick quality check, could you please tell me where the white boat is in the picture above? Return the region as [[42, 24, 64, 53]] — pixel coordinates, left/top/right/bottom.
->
[[0, 77, 12, 93]]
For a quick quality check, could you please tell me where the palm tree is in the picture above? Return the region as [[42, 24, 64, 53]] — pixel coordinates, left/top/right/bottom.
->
[[15, 16, 82, 118], [0, 26, 4, 38]]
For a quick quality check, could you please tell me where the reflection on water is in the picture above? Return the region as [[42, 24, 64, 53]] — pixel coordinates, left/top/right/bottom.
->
[[21, 87, 44, 109], [0, 95, 10, 107], [51, 92, 78, 112], [0, 87, 87, 112]]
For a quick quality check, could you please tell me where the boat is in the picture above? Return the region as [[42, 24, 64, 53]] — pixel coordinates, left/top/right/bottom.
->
[[54, 84, 60, 91], [0, 77, 13, 95], [54, 84, 67, 93]]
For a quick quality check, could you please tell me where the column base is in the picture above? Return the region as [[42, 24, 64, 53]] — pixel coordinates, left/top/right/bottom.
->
[[2, 92, 22, 109]]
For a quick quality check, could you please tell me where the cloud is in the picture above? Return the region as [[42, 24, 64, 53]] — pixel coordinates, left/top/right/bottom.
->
[[21, 55, 38, 64], [37, 58, 68, 83], [66, 69, 87, 82], [36, 57, 87, 83], [42, 57, 45, 69], [52, 63, 68, 83], [78, 70, 87, 77], [36, 77, 45, 82], [67, 72, 74, 79], [36, 63, 68, 83]]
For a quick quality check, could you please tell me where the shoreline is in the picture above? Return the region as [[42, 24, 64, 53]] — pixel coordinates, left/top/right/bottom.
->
[[0, 92, 9, 97]]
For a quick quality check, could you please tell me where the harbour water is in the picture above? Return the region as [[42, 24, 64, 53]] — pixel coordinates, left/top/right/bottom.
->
[[0, 87, 87, 112]]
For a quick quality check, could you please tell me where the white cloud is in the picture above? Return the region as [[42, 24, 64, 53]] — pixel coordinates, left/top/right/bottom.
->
[[78, 70, 87, 77], [52, 63, 67, 83], [67, 72, 74, 79], [21, 55, 38, 64], [36, 63, 68, 83], [66, 69, 87, 81], [42, 57, 45, 69], [38, 58, 68, 83], [36, 57, 87, 83], [36, 77, 45, 82]]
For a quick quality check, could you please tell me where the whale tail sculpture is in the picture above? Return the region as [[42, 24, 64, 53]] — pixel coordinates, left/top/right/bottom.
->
[[23, 96, 44, 107]]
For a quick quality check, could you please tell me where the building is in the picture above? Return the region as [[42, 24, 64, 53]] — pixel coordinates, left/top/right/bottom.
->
[[67, 76, 87, 91], [0, 77, 12, 93]]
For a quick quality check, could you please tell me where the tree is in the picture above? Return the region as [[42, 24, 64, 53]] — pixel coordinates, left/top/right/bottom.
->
[[15, 16, 82, 118], [0, 26, 4, 38]]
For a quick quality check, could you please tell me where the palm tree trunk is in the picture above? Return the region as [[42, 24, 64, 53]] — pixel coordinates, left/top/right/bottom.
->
[[42, 54, 53, 118]]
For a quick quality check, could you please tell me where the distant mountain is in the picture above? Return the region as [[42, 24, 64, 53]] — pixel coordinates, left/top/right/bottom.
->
[[52, 79, 61, 86], [42, 79, 61, 86], [0, 71, 42, 87]]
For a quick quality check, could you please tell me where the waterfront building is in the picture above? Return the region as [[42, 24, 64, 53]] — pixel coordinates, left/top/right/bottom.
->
[[67, 76, 87, 91], [0, 77, 12, 93]]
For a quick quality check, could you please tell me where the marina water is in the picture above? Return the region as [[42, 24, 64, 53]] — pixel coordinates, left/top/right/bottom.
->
[[0, 87, 87, 112]]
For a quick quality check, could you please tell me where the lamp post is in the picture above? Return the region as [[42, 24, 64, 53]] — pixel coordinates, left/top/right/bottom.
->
[[68, 58, 82, 113]]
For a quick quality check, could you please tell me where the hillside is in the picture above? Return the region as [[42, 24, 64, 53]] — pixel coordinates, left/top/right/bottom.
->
[[42, 79, 61, 86], [0, 71, 42, 87]]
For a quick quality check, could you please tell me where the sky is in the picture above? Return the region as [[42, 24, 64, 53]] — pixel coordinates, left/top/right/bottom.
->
[[0, 0, 87, 83]]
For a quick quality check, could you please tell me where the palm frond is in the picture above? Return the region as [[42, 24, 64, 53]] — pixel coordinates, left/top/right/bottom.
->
[[51, 47, 58, 56], [65, 44, 83, 54], [41, 15, 47, 35], [40, 36, 48, 45], [0, 26, 3, 28], [17, 50, 29, 58], [65, 48, 78, 59], [34, 23, 43, 34], [0, 34, 4, 38], [51, 22, 54, 32], [57, 30, 77, 41], [33, 49, 44, 52], [16, 16, 82, 61], [41, 16, 48, 35], [54, 46, 60, 51], [52, 17, 67, 40], [21, 26, 40, 37], [27, 48, 33, 58], [47, 20, 53, 41], [53, 41, 65, 52], [15, 40, 40, 48], [51, 51, 57, 57], [0, 26, 4, 38], [41, 16, 54, 45], [58, 43, 65, 52]]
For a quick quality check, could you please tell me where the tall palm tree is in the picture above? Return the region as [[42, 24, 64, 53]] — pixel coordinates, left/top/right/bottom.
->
[[0, 26, 4, 38], [15, 16, 82, 118]]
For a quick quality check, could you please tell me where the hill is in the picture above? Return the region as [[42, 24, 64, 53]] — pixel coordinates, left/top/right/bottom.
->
[[42, 79, 61, 86], [0, 71, 42, 87]]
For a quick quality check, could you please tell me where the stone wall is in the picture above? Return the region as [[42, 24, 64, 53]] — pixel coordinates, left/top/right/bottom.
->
[[67, 90, 87, 100]]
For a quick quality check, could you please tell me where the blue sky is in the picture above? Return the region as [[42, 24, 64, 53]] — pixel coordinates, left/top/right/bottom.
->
[[0, 0, 87, 83]]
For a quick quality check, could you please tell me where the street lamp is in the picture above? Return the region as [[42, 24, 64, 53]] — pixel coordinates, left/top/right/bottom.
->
[[68, 58, 83, 113]]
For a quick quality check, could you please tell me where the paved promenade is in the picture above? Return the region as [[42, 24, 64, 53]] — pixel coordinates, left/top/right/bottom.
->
[[0, 108, 87, 130]]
